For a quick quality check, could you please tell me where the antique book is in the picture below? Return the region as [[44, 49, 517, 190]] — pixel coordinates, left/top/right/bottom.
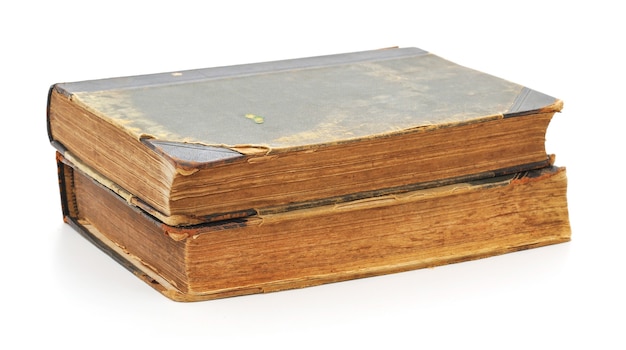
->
[[57, 152, 571, 302], [48, 47, 563, 226]]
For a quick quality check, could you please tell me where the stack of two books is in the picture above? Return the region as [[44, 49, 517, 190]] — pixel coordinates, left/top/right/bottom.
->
[[47, 47, 571, 302]]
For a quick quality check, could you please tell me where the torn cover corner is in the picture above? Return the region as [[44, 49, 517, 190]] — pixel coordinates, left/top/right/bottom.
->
[[142, 139, 248, 165], [505, 87, 564, 117]]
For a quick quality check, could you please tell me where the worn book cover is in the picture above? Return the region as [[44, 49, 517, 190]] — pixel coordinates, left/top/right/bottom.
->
[[48, 47, 564, 225]]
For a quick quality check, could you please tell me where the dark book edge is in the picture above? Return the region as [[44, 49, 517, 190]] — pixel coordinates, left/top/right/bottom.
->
[[46, 85, 56, 144], [58, 146, 555, 226], [57, 157, 174, 296], [64, 216, 175, 296], [259, 159, 554, 216]]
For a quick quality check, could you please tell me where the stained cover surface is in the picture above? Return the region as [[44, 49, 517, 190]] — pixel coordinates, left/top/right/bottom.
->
[[54, 47, 559, 154]]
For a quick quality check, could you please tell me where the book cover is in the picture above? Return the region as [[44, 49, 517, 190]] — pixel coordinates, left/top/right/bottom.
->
[[48, 47, 564, 225], [57, 153, 571, 302], [49, 47, 561, 158]]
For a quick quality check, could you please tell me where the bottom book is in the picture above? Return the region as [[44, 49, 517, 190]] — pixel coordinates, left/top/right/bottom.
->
[[57, 153, 571, 302]]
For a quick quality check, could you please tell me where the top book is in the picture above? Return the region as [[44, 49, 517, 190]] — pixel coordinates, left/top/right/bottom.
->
[[47, 47, 563, 226]]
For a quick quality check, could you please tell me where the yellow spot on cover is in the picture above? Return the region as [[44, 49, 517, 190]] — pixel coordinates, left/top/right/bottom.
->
[[245, 113, 264, 124]]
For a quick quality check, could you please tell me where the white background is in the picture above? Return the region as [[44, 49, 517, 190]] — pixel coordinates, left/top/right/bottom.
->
[[2, 1, 624, 348]]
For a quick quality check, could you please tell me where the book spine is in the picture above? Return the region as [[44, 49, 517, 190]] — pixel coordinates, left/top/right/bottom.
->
[[52, 48, 429, 93]]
